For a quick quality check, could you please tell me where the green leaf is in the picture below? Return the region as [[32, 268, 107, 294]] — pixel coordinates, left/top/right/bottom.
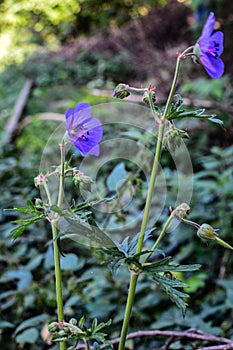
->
[[142, 258, 201, 316], [0, 270, 32, 291], [15, 328, 39, 344], [106, 162, 128, 192], [173, 94, 184, 110], [9, 201, 46, 240], [145, 257, 201, 273], [78, 315, 85, 329], [60, 253, 85, 271], [13, 314, 48, 336], [0, 321, 15, 329], [101, 229, 155, 274], [166, 95, 223, 126], [11, 215, 44, 239], [26, 199, 35, 210], [93, 342, 101, 350], [207, 116, 224, 126], [92, 319, 111, 333], [152, 273, 189, 317]]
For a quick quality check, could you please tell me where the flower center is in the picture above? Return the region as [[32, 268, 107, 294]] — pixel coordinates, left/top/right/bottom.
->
[[70, 126, 90, 141], [208, 41, 220, 59]]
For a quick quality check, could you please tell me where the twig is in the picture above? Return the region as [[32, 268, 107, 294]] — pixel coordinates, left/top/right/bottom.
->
[[198, 345, 233, 350], [74, 329, 233, 349], [3, 78, 34, 144]]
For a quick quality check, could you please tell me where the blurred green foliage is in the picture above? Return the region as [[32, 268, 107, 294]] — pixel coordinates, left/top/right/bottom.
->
[[1, 93, 233, 349], [0, 1, 233, 348], [0, 0, 166, 68]]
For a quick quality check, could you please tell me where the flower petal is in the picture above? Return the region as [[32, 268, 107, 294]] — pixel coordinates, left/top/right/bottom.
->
[[65, 102, 103, 157], [83, 118, 103, 143], [210, 31, 224, 56], [89, 144, 100, 156], [65, 108, 73, 123], [72, 102, 92, 130], [201, 12, 215, 38], [200, 53, 224, 79], [74, 134, 101, 157]]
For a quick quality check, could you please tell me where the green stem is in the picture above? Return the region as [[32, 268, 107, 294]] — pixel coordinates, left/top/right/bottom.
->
[[52, 140, 66, 350], [51, 222, 65, 324], [83, 338, 91, 350], [136, 123, 165, 254], [118, 52, 184, 350], [57, 140, 65, 208], [118, 272, 139, 350], [42, 179, 52, 206], [144, 214, 174, 264]]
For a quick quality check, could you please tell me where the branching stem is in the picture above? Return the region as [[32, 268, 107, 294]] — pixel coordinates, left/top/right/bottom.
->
[[118, 47, 189, 350]]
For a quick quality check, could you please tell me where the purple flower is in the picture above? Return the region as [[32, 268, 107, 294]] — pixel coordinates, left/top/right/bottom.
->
[[195, 12, 224, 79], [65, 102, 103, 157]]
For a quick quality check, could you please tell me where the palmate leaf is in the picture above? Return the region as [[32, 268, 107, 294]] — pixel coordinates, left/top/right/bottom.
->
[[7, 200, 46, 239], [101, 228, 156, 274], [144, 256, 201, 273], [11, 215, 45, 240], [167, 94, 223, 126], [142, 257, 201, 316]]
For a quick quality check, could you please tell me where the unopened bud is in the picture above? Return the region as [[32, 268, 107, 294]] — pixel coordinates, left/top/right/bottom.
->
[[35, 198, 44, 211], [197, 224, 233, 250], [197, 223, 217, 240], [172, 203, 190, 220], [34, 173, 47, 188], [73, 171, 93, 187], [48, 322, 59, 333], [69, 318, 77, 325], [113, 84, 130, 99], [142, 90, 156, 105]]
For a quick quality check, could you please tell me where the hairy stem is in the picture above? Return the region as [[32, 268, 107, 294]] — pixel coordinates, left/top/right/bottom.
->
[[52, 140, 66, 350], [118, 272, 139, 350], [144, 214, 174, 263], [118, 52, 184, 350], [83, 338, 90, 350]]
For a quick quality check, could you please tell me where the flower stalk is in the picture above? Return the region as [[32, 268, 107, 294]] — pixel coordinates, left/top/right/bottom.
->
[[118, 51, 186, 350], [45, 140, 66, 350]]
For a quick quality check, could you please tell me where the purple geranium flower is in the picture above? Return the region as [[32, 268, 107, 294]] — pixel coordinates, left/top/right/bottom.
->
[[194, 12, 224, 79], [65, 102, 103, 157]]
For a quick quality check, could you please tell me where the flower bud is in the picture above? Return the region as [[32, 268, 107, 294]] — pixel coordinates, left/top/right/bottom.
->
[[34, 173, 47, 188], [35, 198, 44, 211], [164, 127, 189, 152], [142, 90, 156, 105], [113, 83, 130, 99], [172, 203, 190, 220], [197, 224, 233, 250], [197, 223, 217, 240], [69, 318, 77, 325], [73, 171, 93, 192], [48, 322, 59, 333]]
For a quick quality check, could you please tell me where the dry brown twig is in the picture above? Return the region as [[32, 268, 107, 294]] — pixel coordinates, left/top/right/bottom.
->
[[73, 328, 233, 349]]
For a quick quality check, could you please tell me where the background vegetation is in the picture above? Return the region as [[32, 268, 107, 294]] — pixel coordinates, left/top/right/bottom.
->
[[0, 0, 233, 349]]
